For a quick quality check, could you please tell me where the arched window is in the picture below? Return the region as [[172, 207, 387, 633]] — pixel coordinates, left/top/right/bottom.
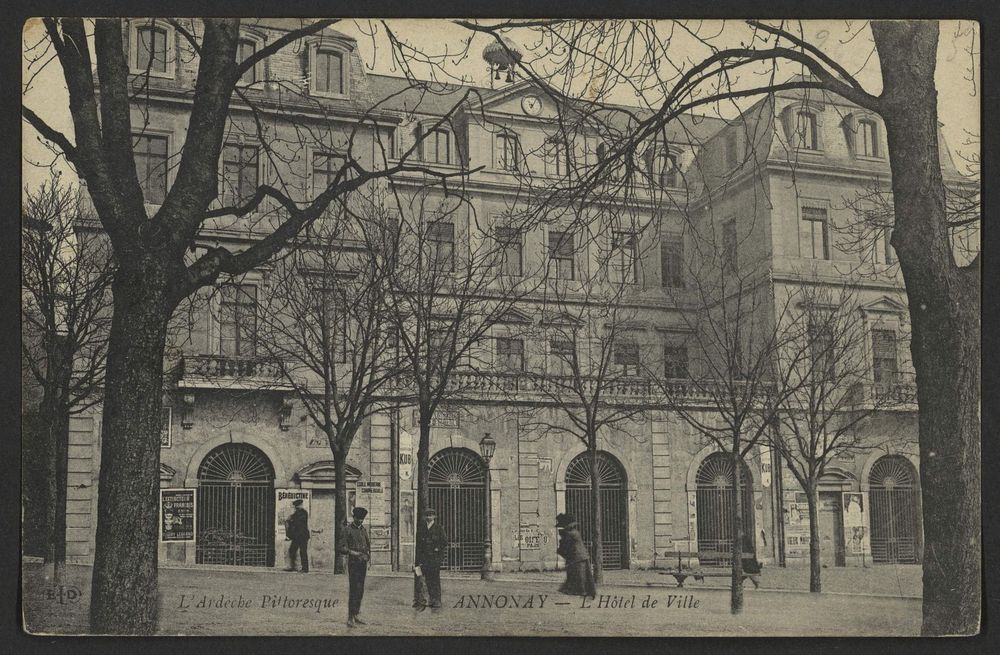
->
[[237, 37, 259, 85], [795, 111, 819, 150], [129, 20, 175, 78], [647, 149, 681, 188]]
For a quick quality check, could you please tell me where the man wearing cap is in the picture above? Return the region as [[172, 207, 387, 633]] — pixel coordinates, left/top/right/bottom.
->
[[414, 508, 447, 608], [284, 499, 310, 573], [337, 507, 371, 627]]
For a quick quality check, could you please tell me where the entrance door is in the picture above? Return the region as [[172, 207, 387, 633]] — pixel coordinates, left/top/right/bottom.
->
[[428, 448, 486, 571], [818, 492, 846, 567], [565, 451, 629, 570], [695, 452, 755, 564], [196, 443, 275, 567], [869, 456, 920, 564]]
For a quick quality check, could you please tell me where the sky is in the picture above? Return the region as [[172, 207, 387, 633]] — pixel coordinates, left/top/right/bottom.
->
[[21, 19, 981, 186]]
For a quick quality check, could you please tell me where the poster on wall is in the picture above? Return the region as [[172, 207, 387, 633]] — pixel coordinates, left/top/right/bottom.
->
[[842, 492, 864, 527], [160, 489, 196, 542], [399, 430, 413, 481], [357, 480, 385, 525], [275, 488, 311, 553]]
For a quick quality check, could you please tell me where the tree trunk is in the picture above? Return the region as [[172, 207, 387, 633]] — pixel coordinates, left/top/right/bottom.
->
[[730, 448, 745, 615], [872, 21, 981, 636], [416, 415, 431, 522], [806, 485, 821, 593], [588, 445, 603, 585], [333, 449, 348, 574], [89, 265, 174, 635], [20, 412, 50, 559]]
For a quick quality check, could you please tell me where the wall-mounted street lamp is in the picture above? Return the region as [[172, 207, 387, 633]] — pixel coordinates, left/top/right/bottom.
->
[[479, 432, 497, 581]]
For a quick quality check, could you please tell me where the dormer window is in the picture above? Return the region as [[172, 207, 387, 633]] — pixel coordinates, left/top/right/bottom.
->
[[647, 147, 681, 188], [545, 138, 570, 177], [423, 128, 451, 164], [237, 38, 258, 85], [795, 111, 819, 150], [308, 39, 352, 99], [858, 118, 880, 158], [129, 20, 175, 78]]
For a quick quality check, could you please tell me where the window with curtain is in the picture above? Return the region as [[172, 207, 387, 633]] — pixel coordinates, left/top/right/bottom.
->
[[548, 230, 575, 280]]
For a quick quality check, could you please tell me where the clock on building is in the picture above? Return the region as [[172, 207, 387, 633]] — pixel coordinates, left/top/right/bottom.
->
[[521, 95, 542, 116]]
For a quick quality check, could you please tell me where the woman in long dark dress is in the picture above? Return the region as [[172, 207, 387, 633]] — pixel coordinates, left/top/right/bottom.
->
[[555, 513, 597, 598]]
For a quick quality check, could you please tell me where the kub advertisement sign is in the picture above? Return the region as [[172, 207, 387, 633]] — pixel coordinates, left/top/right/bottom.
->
[[160, 489, 196, 542], [399, 430, 413, 481]]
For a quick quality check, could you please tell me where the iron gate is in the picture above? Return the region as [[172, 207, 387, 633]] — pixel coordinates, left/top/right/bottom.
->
[[196, 443, 275, 567], [695, 452, 755, 564], [565, 451, 628, 570], [869, 456, 919, 564], [428, 448, 486, 571]]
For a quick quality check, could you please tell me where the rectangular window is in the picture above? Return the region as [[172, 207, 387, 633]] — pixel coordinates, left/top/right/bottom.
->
[[872, 227, 895, 265], [722, 220, 738, 272], [495, 226, 522, 276], [546, 140, 569, 177], [809, 322, 836, 378], [237, 38, 257, 85], [221, 144, 259, 206], [548, 230, 575, 280], [611, 231, 638, 284], [614, 341, 641, 376], [376, 127, 396, 160], [497, 134, 520, 172], [859, 120, 879, 157], [801, 206, 830, 260], [424, 129, 450, 164], [134, 134, 168, 205], [661, 237, 685, 288], [322, 290, 349, 364], [664, 345, 689, 379], [312, 152, 345, 216], [495, 337, 525, 372], [549, 337, 576, 376], [872, 329, 898, 384], [315, 50, 344, 95], [427, 221, 455, 272], [136, 25, 168, 73], [795, 112, 819, 150], [219, 284, 257, 357]]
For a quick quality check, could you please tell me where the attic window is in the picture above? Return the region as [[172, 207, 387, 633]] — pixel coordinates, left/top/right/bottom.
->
[[309, 40, 352, 98], [129, 20, 176, 78], [859, 119, 879, 158], [794, 111, 819, 150]]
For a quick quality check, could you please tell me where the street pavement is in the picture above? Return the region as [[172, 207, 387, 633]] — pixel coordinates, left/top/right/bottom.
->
[[22, 561, 921, 637]]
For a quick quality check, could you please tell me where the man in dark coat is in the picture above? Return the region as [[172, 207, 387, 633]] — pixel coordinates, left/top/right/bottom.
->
[[414, 508, 447, 609], [337, 506, 371, 627], [284, 499, 310, 573], [555, 513, 596, 597]]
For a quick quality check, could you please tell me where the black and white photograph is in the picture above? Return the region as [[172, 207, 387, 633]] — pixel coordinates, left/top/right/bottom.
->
[[19, 17, 981, 638]]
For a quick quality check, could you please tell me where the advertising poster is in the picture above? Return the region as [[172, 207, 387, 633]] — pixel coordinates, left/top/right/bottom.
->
[[398, 430, 413, 481], [275, 488, 311, 557], [159, 489, 195, 542], [357, 480, 385, 525]]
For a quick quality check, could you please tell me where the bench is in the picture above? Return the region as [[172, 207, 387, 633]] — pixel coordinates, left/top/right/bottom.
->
[[657, 550, 761, 589]]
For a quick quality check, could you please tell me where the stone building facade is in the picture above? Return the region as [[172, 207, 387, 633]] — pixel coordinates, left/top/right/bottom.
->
[[62, 20, 966, 574]]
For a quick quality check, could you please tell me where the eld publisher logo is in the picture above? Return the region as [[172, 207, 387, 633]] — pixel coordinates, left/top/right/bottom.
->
[[44, 585, 82, 605]]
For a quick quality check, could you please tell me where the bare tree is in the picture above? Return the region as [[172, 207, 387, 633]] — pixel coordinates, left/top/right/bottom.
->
[[21, 174, 114, 581], [451, 19, 979, 634], [764, 282, 910, 593], [256, 198, 402, 574], [22, 18, 474, 633]]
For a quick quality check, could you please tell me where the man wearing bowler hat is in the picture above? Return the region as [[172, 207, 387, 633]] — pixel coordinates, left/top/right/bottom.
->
[[337, 506, 371, 627], [284, 498, 310, 573], [414, 507, 447, 609]]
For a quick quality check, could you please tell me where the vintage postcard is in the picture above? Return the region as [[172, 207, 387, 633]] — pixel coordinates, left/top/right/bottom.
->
[[20, 18, 980, 637]]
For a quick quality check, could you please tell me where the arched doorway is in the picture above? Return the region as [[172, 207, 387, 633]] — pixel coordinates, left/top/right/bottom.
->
[[695, 452, 755, 563], [565, 451, 629, 570], [196, 443, 275, 567], [428, 448, 487, 571], [869, 455, 920, 564]]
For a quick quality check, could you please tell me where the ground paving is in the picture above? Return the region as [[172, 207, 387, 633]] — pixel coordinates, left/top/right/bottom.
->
[[22, 561, 921, 637]]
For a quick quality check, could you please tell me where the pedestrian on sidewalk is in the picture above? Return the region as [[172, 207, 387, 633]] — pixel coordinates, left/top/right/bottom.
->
[[555, 513, 596, 598], [284, 499, 310, 573], [414, 508, 447, 609], [338, 506, 371, 627]]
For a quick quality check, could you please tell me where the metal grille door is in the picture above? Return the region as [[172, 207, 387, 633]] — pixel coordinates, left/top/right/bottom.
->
[[695, 453, 755, 563], [428, 448, 486, 571], [196, 443, 275, 567], [565, 451, 628, 570], [869, 456, 919, 564]]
